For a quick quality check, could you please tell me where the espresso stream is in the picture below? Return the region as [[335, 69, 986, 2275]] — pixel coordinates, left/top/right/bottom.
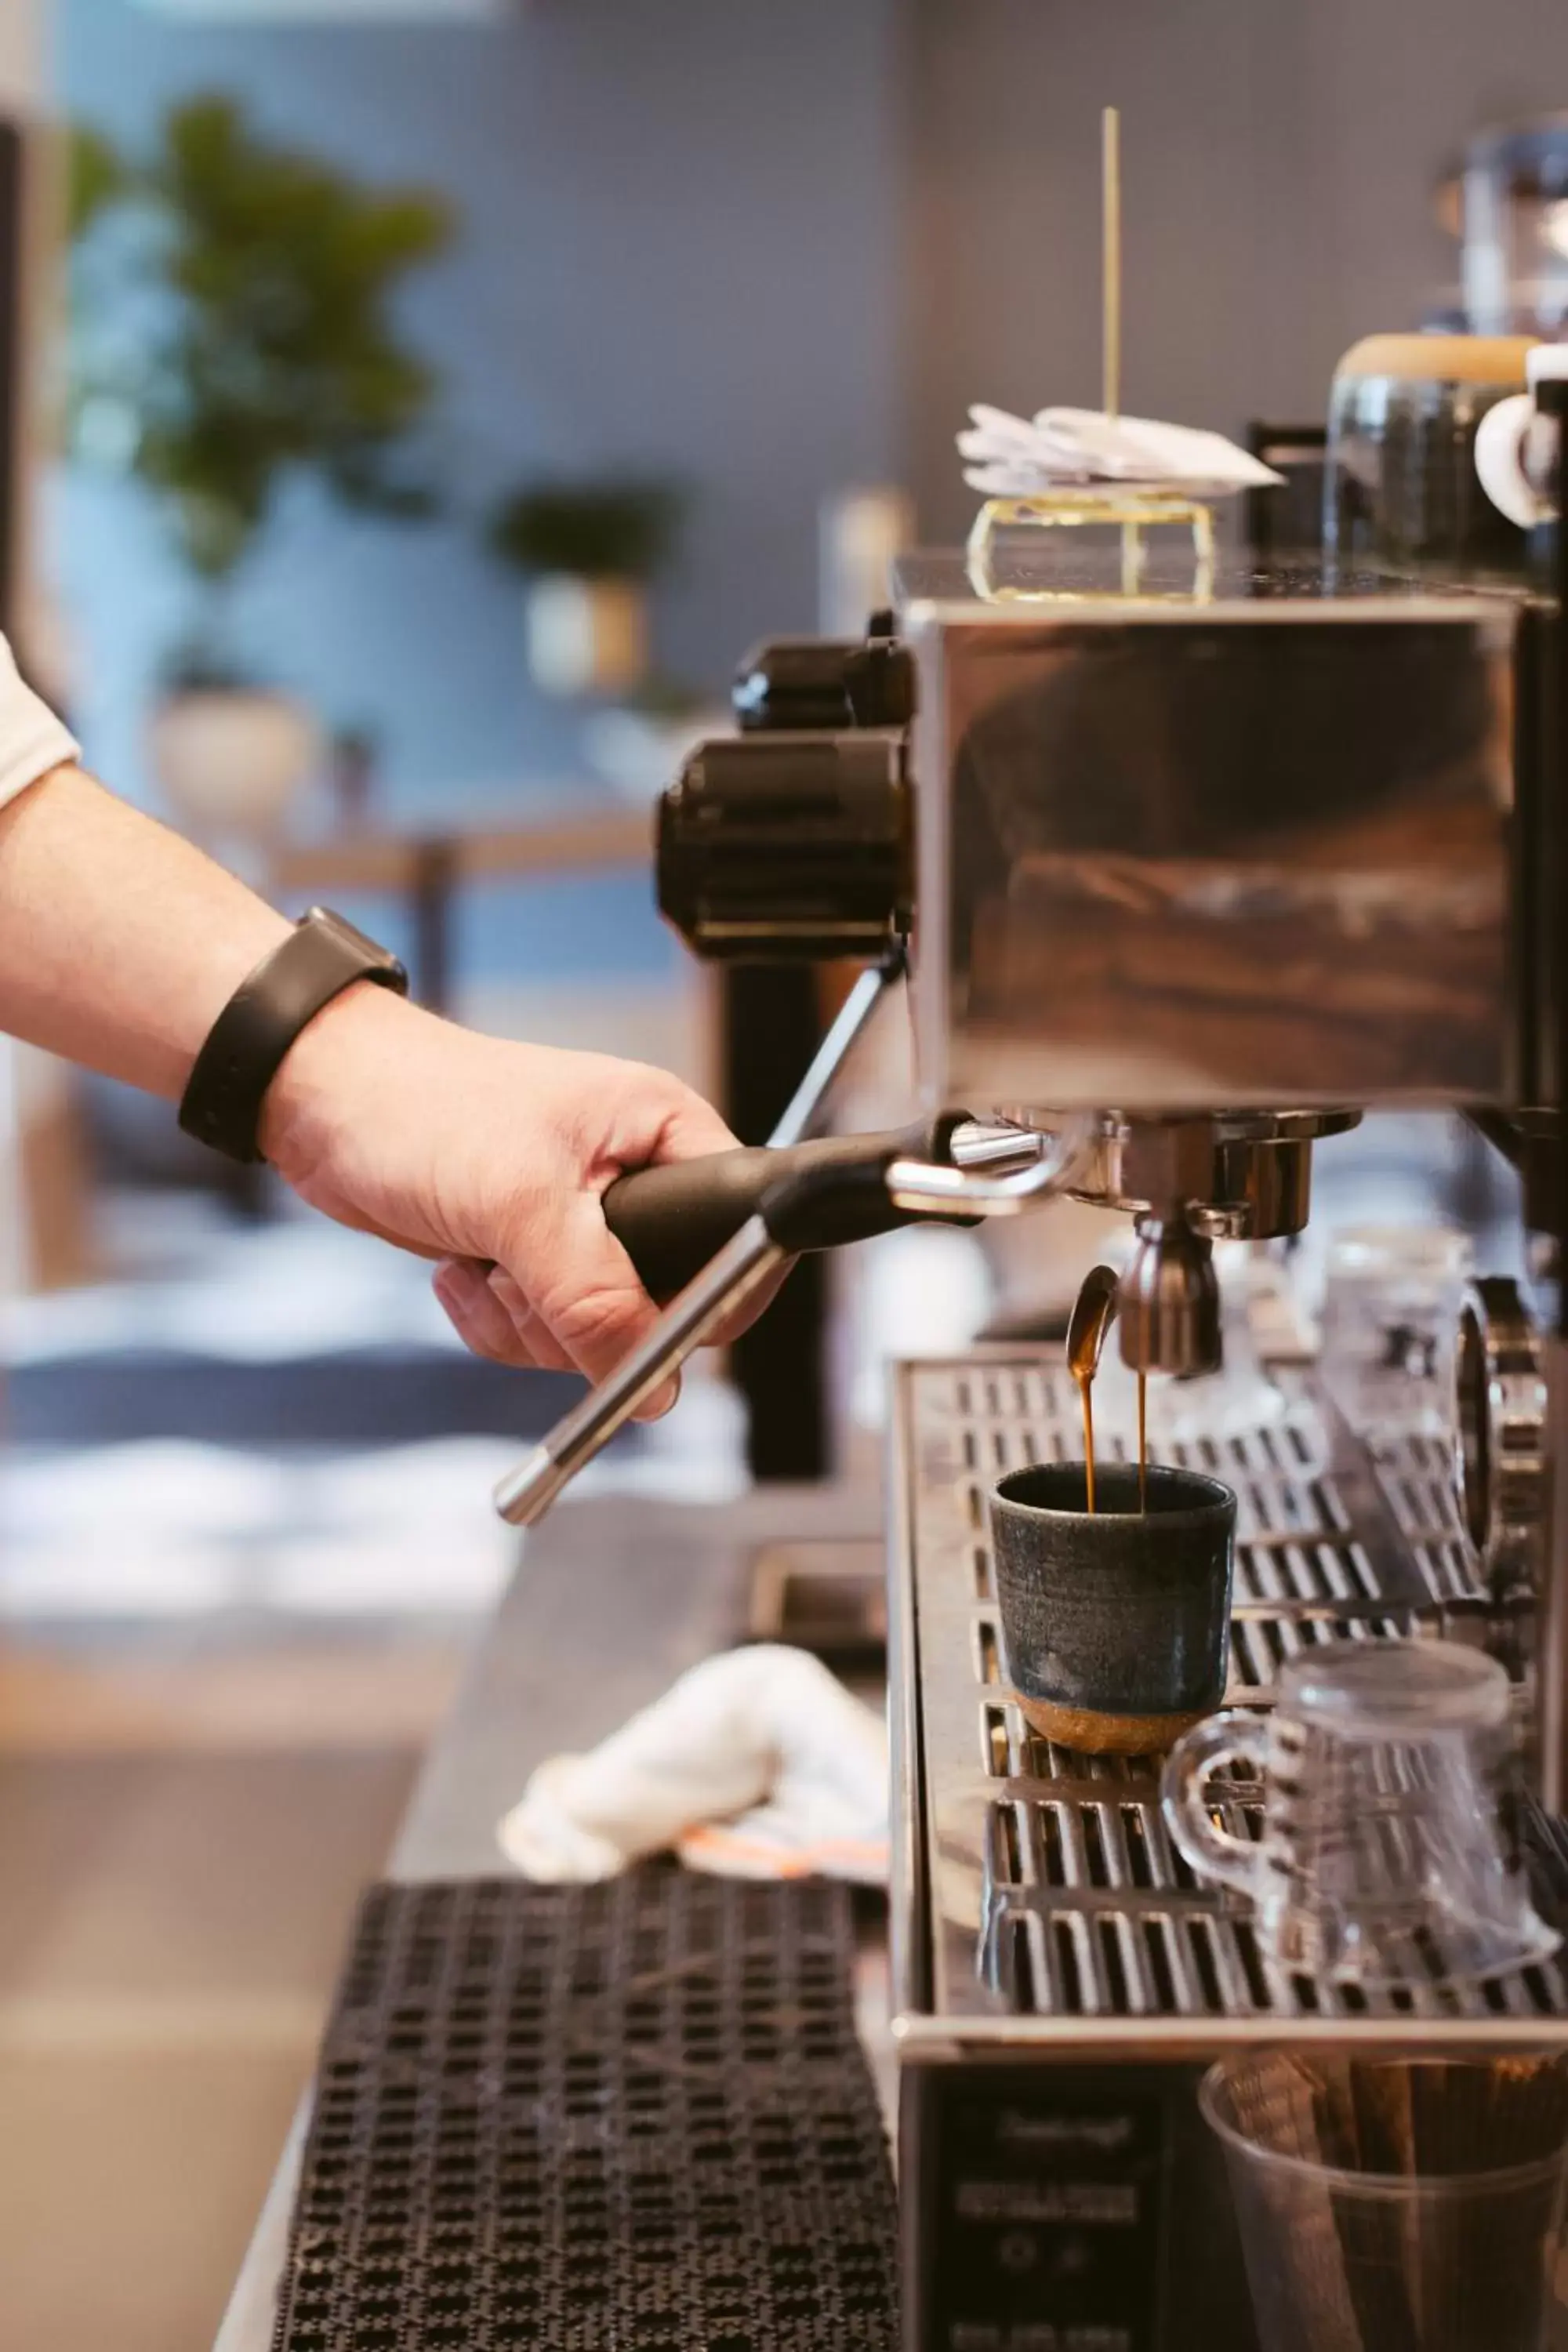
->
[[1066, 1263, 1147, 1514]]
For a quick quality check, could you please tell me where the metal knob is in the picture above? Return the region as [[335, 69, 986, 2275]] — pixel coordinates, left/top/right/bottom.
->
[[1454, 1275, 1547, 1602], [1116, 1214, 1221, 1376]]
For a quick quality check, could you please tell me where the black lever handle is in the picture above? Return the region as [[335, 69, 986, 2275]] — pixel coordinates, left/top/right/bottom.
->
[[602, 1115, 970, 1302]]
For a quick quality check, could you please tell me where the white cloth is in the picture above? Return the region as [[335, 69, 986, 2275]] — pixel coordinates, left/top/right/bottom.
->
[[959, 404, 1284, 500], [496, 1644, 888, 1886], [0, 633, 78, 811]]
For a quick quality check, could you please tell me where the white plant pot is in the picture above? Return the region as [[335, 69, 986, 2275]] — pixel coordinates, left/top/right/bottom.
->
[[525, 575, 648, 699], [149, 687, 321, 845]]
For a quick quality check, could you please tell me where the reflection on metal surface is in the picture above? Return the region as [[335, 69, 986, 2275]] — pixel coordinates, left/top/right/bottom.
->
[[493, 1216, 786, 1526], [768, 954, 903, 1148], [1454, 1276, 1548, 1605], [993, 1108, 1361, 1240], [884, 1116, 1093, 1215], [1536, 1337, 1568, 1816], [897, 554, 1522, 1115], [890, 1350, 1568, 2048], [1116, 1217, 1221, 1376]]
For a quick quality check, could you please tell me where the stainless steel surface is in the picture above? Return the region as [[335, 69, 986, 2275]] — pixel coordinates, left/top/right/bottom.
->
[[1057, 1109, 1360, 1240], [1540, 1334, 1568, 1816], [884, 1120, 1089, 1214], [1455, 1274, 1548, 1603], [949, 1120, 1056, 1170], [1116, 1216, 1222, 1375], [492, 1214, 786, 1525], [895, 550, 1522, 1116], [405, 1485, 879, 1875], [890, 1348, 1568, 2053], [768, 953, 903, 1149]]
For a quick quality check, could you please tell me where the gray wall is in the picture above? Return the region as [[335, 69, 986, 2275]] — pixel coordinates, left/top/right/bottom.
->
[[906, 0, 1568, 536], [52, 0, 1568, 983], [56, 0, 904, 982]]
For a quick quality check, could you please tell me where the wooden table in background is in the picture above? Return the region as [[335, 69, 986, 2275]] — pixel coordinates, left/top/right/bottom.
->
[[270, 807, 655, 1014]]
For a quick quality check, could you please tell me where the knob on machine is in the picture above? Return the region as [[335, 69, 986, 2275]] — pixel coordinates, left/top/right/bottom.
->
[[731, 622, 915, 734], [1454, 1275, 1548, 1604], [656, 624, 916, 963]]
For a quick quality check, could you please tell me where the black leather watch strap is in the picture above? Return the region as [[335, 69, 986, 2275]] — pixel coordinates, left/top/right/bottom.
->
[[179, 906, 409, 1164]]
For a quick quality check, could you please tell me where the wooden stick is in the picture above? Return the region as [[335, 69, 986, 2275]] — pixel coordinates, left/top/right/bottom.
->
[[1102, 106, 1121, 423]]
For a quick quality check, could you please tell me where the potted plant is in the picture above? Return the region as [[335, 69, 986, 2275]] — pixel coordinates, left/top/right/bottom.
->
[[486, 477, 685, 697], [67, 96, 454, 844]]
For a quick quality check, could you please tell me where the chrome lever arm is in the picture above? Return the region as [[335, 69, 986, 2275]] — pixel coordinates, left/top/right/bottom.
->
[[493, 1214, 785, 1527], [493, 1116, 1093, 1530]]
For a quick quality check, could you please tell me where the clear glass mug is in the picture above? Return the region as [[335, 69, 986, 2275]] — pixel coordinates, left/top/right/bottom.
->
[[1160, 1640, 1559, 1985], [1323, 331, 1536, 582]]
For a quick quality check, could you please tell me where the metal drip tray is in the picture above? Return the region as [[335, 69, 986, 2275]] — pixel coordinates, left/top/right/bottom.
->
[[891, 1352, 1568, 2048]]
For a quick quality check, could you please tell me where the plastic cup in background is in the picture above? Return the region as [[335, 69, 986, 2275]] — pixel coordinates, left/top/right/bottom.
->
[[1203, 2049, 1568, 2352]]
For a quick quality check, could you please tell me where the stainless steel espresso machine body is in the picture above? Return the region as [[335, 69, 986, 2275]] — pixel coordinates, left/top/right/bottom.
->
[[884, 1349, 1559, 2352], [869, 541, 1568, 2350], [898, 544, 1523, 1118], [494, 523, 1568, 2348], [897, 539, 1544, 1378]]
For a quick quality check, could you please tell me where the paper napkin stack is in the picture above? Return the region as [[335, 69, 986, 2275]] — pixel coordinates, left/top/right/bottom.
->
[[960, 403, 1285, 500]]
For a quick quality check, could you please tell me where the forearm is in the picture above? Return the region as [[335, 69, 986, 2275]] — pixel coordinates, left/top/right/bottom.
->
[[0, 756, 753, 1399], [0, 764, 291, 1098]]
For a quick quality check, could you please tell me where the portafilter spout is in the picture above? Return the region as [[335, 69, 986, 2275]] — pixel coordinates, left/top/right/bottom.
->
[[1116, 1212, 1222, 1377]]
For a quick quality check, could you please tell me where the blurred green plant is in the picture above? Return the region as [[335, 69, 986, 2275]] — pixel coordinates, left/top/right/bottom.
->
[[487, 479, 686, 582], [67, 96, 456, 591], [624, 672, 710, 718]]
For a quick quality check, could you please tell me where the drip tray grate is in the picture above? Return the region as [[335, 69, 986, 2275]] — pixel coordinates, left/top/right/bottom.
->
[[900, 1352, 1568, 2032], [978, 1781, 1568, 2022], [274, 1871, 898, 2352]]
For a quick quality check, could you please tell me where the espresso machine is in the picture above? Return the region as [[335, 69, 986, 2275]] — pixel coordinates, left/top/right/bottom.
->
[[493, 491, 1568, 2345]]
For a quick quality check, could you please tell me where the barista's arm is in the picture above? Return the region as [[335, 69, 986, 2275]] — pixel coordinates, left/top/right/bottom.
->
[[0, 760, 738, 1401]]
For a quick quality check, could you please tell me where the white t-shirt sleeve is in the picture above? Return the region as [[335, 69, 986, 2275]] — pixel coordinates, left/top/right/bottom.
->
[[0, 632, 79, 812]]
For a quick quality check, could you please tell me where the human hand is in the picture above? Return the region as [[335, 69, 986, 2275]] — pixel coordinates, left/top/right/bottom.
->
[[260, 985, 746, 1410]]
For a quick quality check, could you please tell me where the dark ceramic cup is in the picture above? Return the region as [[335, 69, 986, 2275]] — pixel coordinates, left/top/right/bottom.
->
[[989, 1462, 1236, 1755]]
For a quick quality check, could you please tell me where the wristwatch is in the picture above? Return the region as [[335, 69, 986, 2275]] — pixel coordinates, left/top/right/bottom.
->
[[178, 906, 409, 1164]]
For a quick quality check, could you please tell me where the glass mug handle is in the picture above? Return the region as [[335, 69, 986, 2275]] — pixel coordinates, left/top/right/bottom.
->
[[1160, 1708, 1268, 1896], [1475, 393, 1541, 529]]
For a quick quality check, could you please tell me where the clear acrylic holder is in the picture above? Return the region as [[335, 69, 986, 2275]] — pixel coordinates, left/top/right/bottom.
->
[[964, 485, 1217, 603]]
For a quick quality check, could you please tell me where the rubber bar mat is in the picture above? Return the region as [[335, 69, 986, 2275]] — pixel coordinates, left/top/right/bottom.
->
[[273, 1869, 898, 2351]]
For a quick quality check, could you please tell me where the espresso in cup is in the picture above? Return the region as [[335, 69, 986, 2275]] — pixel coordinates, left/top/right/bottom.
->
[[989, 1462, 1236, 1755]]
